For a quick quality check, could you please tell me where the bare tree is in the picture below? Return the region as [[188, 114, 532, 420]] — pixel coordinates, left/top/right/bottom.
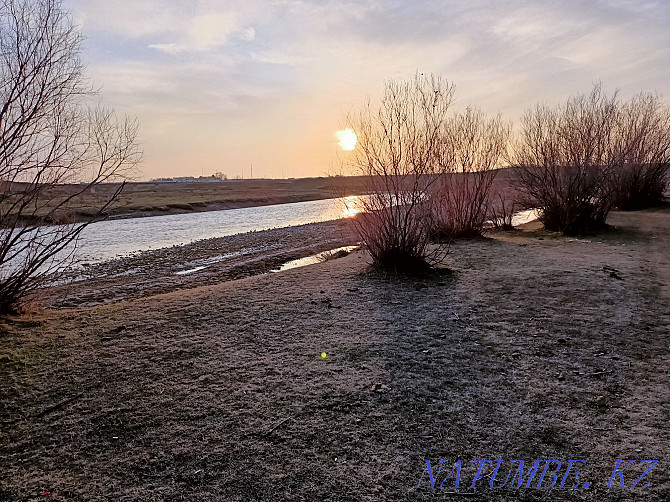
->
[[431, 108, 510, 238], [511, 84, 620, 235], [0, 0, 141, 313], [342, 73, 455, 272], [610, 92, 670, 210]]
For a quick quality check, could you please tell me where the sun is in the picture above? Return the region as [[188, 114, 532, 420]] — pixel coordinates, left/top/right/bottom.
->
[[336, 128, 357, 151]]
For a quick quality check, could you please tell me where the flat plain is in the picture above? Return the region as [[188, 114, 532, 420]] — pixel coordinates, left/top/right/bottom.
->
[[1, 206, 668, 501]]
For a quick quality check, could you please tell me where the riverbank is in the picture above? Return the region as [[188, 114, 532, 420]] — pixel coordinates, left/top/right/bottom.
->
[[44, 219, 359, 309], [1, 207, 669, 500], [2, 176, 370, 226], [1, 169, 524, 226]]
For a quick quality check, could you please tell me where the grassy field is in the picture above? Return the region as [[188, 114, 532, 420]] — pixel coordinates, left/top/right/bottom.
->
[[1, 206, 668, 501]]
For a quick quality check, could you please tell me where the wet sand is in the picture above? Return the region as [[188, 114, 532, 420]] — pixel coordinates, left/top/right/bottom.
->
[[1, 207, 669, 501]]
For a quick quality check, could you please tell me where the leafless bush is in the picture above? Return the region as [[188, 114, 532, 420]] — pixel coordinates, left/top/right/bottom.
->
[[487, 190, 518, 230], [0, 0, 141, 314], [431, 108, 510, 238], [610, 93, 670, 210], [343, 73, 455, 272], [511, 84, 620, 235]]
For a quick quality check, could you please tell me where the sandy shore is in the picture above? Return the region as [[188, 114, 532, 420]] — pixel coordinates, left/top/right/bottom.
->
[[1, 207, 669, 501]]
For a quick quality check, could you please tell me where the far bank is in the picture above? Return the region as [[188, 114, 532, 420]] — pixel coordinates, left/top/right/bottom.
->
[[1, 176, 371, 225]]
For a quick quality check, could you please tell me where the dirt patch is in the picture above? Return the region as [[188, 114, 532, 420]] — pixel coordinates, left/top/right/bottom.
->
[[1, 208, 669, 501]]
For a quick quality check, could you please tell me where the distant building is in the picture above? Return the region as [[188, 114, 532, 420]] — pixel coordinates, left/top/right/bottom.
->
[[150, 175, 222, 183]]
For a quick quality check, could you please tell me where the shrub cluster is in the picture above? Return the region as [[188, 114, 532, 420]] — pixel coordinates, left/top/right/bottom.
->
[[431, 108, 510, 239], [344, 75, 509, 271], [512, 84, 670, 235], [347, 78, 670, 272]]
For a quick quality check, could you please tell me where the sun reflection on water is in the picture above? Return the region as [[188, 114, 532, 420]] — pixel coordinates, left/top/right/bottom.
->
[[340, 195, 365, 218]]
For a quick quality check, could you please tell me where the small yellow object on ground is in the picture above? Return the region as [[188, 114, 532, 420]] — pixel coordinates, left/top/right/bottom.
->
[[321, 352, 327, 360]]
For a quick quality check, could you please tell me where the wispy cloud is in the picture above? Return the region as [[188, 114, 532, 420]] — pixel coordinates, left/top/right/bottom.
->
[[148, 12, 256, 54], [64, 0, 670, 179]]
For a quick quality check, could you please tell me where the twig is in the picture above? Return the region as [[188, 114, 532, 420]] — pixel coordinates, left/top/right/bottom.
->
[[264, 416, 293, 436], [591, 370, 613, 377], [34, 393, 82, 418]]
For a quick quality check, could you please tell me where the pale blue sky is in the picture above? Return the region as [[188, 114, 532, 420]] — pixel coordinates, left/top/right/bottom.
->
[[64, 0, 670, 180]]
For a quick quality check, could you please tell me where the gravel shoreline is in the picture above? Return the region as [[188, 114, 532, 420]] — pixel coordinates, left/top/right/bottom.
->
[[45, 219, 359, 309]]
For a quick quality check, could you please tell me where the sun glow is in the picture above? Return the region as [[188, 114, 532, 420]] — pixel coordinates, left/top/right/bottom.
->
[[336, 128, 357, 151], [342, 206, 360, 217], [340, 195, 364, 218]]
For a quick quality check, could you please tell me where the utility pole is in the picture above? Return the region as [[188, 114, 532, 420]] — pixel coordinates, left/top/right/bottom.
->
[[250, 163, 253, 179]]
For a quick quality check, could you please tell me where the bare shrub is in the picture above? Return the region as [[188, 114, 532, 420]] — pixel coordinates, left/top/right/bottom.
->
[[431, 108, 510, 238], [343, 73, 455, 272], [511, 84, 620, 235], [487, 189, 518, 230], [0, 0, 141, 314], [610, 93, 670, 210]]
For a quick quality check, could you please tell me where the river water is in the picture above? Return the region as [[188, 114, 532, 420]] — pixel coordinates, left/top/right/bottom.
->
[[3, 196, 537, 270], [76, 196, 365, 263], [74, 198, 535, 264]]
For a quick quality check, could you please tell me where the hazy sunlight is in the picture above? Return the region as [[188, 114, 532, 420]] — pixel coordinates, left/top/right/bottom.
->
[[336, 128, 357, 151]]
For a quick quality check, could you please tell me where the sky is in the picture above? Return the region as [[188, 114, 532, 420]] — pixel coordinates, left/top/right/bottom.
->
[[64, 0, 670, 181]]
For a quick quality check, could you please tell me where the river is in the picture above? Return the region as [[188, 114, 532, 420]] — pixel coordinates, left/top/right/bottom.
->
[[3, 196, 536, 269], [76, 196, 365, 263]]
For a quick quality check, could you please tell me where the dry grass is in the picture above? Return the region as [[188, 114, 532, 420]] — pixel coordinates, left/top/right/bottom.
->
[[1, 207, 669, 501]]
